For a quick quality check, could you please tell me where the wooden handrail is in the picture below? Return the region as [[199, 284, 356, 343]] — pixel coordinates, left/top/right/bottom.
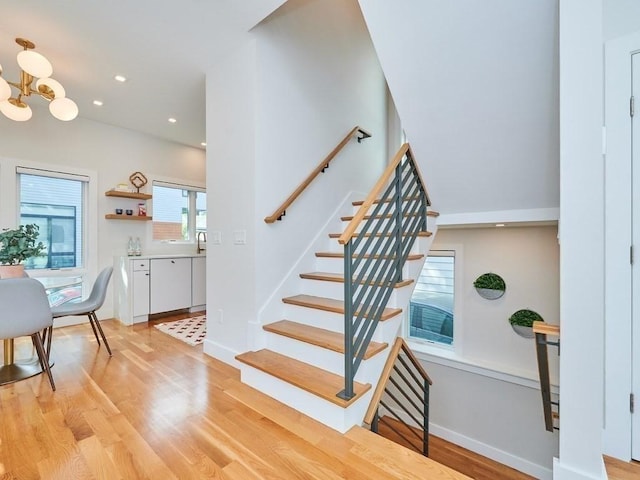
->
[[338, 143, 430, 245], [264, 126, 371, 224], [533, 321, 560, 337], [364, 337, 432, 425]]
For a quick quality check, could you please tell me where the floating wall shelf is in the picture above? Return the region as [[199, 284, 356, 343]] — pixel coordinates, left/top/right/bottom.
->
[[104, 214, 152, 221], [105, 190, 152, 200]]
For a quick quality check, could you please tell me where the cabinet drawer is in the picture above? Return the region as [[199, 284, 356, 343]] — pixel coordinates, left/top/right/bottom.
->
[[132, 259, 150, 271]]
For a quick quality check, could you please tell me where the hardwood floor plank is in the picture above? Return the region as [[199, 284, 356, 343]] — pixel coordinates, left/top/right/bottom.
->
[[3, 316, 632, 480], [77, 435, 123, 480]]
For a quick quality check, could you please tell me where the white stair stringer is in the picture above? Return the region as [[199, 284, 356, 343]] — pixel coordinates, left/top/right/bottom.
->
[[239, 197, 439, 433]]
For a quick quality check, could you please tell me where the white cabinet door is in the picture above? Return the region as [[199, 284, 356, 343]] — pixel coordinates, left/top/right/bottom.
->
[[191, 257, 206, 307], [132, 270, 150, 317], [149, 258, 192, 314]]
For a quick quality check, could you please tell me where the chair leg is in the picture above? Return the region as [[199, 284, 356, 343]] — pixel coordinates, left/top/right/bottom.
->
[[91, 311, 112, 356], [87, 314, 101, 345], [45, 326, 53, 359], [32, 332, 55, 391]]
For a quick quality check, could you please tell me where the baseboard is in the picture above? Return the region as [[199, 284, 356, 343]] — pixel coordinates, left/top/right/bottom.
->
[[429, 423, 553, 480], [553, 457, 608, 480], [202, 338, 241, 369]]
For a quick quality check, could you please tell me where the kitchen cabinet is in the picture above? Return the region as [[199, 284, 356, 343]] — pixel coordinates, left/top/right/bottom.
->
[[132, 260, 150, 317], [113, 254, 204, 325], [149, 257, 192, 314], [192, 256, 206, 308]]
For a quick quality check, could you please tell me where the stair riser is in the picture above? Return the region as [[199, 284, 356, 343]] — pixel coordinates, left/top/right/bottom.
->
[[264, 332, 388, 381], [314, 257, 415, 278], [297, 279, 410, 309], [282, 305, 393, 342], [325, 238, 423, 255], [238, 365, 372, 434]]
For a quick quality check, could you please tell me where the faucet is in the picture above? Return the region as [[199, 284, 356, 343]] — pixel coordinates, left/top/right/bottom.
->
[[197, 231, 207, 254]]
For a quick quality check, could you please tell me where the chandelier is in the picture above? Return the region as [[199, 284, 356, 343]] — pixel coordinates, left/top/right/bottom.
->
[[0, 38, 78, 122]]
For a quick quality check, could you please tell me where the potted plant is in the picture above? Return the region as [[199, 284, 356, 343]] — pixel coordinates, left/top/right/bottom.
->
[[509, 308, 543, 339], [0, 224, 46, 278], [473, 272, 506, 300]]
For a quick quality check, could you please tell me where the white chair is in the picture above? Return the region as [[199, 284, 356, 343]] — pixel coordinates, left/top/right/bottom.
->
[[48, 266, 114, 356], [0, 277, 55, 390]]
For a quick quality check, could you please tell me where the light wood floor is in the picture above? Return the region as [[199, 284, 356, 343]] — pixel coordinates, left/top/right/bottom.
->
[[0, 314, 637, 479]]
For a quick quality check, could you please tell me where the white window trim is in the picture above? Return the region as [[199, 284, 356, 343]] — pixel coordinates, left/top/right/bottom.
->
[[0, 156, 98, 292]]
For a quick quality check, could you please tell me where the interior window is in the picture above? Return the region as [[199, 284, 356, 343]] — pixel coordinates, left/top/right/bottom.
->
[[409, 251, 455, 346], [152, 181, 206, 242], [17, 167, 89, 307]]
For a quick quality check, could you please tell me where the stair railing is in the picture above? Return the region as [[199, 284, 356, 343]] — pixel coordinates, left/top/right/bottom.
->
[[337, 143, 430, 400], [264, 126, 371, 224], [364, 337, 433, 456], [533, 321, 560, 432]]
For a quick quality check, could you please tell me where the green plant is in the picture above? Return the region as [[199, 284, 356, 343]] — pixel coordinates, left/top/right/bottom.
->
[[0, 224, 46, 265], [473, 273, 506, 291], [509, 309, 543, 327]]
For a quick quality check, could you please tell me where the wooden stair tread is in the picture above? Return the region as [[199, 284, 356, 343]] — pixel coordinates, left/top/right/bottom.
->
[[235, 349, 371, 407], [282, 294, 402, 321], [341, 211, 439, 221], [329, 231, 432, 239], [315, 251, 424, 261], [300, 271, 413, 288], [346, 426, 471, 479], [263, 320, 388, 359]]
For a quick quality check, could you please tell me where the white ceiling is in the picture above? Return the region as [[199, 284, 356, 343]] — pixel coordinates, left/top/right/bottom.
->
[[0, 0, 285, 150]]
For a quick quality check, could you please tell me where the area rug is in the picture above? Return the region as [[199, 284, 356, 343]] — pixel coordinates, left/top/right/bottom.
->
[[154, 315, 206, 346]]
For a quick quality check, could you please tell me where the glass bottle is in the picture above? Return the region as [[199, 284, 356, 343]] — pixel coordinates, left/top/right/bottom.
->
[[134, 237, 142, 256], [127, 236, 134, 256]]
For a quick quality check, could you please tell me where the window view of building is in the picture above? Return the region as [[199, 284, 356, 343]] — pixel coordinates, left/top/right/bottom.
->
[[152, 182, 206, 241], [18, 170, 87, 306], [409, 252, 455, 345]]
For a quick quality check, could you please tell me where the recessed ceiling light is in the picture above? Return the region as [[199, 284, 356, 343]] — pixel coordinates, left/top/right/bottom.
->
[[496, 223, 506, 227], [114, 75, 127, 82], [200, 142, 207, 147], [168, 117, 177, 124], [93, 100, 103, 106]]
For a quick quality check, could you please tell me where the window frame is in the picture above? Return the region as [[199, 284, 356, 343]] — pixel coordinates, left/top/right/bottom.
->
[[0, 158, 98, 304], [151, 179, 206, 244], [407, 245, 464, 351]]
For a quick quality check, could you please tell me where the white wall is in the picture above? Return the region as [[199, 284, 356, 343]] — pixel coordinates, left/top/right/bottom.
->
[[357, 0, 560, 216], [0, 112, 205, 319], [604, 0, 640, 41], [555, 0, 606, 479], [253, 0, 388, 307], [204, 0, 388, 362], [414, 225, 559, 478], [433, 226, 560, 379]]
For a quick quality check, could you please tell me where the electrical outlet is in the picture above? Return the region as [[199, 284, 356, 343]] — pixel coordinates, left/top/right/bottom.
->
[[217, 308, 223, 324]]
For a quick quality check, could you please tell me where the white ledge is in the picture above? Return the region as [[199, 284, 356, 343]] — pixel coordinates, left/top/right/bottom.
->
[[408, 340, 559, 394], [437, 207, 560, 227]]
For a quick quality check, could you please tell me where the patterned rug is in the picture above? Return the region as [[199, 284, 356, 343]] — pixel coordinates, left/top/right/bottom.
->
[[154, 316, 206, 346]]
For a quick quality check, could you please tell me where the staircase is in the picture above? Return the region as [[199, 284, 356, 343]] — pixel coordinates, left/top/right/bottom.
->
[[236, 143, 437, 433]]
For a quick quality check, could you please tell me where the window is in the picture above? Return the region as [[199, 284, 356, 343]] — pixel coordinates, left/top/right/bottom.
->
[[17, 167, 90, 307], [409, 251, 455, 346], [18, 170, 86, 270], [152, 182, 206, 242]]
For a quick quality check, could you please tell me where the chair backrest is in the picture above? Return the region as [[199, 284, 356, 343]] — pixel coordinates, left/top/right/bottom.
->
[[85, 266, 113, 311], [0, 277, 53, 338]]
